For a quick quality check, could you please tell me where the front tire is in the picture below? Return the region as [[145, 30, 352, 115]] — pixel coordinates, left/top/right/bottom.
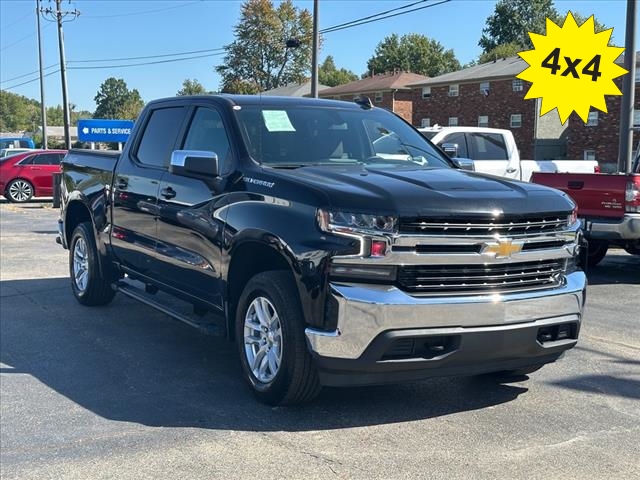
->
[[236, 271, 321, 405], [69, 222, 116, 306], [6, 179, 34, 203], [587, 240, 608, 267]]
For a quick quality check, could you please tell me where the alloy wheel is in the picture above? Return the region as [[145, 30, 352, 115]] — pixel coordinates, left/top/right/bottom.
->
[[243, 296, 283, 384]]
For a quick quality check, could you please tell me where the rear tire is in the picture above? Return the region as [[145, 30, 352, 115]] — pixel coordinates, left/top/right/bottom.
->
[[587, 240, 608, 267], [6, 178, 34, 203], [69, 222, 116, 306], [236, 271, 321, 405]]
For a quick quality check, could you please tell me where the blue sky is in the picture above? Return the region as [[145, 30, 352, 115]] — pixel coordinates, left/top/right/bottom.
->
[[0, 0, 633, 113]]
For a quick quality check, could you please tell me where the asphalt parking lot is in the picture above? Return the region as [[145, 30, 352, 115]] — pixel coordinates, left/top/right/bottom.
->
[[1, 201, 639, 480]]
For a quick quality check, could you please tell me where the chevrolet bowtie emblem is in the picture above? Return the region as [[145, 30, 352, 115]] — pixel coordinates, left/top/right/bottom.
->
[[482, 239, 523, 258]]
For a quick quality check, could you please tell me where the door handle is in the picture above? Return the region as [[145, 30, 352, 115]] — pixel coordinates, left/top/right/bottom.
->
[[161, 186, 176, 199], [568, 181, 584, 190], [506, 167, 518, 174], [115, 177, 128, 189]]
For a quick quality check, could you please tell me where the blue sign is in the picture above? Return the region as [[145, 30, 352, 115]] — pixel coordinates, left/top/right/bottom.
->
[[77, 119, 134, 143]]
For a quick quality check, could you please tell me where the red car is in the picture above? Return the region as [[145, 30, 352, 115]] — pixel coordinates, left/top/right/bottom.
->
[[0, 149, 67, 202]]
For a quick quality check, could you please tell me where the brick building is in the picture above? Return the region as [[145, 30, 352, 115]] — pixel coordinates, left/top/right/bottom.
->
[[565, 52, 640, 172], [408, 57, 567, 160], [318, 72, 428, 123]]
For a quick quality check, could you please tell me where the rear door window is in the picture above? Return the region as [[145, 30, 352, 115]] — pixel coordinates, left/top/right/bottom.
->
[[32, 153, 62, 165]]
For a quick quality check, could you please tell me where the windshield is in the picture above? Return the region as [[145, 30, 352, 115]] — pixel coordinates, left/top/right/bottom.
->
[[235, 105, 453, 170]]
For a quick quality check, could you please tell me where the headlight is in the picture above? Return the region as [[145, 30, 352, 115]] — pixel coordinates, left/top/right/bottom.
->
[[317, 209, 397, 234], [567, 207, 578, 227]]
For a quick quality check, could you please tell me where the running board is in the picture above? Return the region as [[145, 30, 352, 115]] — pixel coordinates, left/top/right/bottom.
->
[[116, 280, 226, 336]]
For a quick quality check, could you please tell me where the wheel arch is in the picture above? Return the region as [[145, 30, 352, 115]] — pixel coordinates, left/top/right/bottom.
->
[[226, 239, 294, 340]]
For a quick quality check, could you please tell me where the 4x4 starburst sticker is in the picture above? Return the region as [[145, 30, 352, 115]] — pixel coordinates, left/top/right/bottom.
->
[[517, 12, 627, 124]]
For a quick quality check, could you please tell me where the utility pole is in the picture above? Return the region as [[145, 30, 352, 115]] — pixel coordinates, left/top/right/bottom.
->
[[41, 0, 79, 150], [36, 0, 47, 149], [617, 0, 637, 173], [310, 0, 319, 98]]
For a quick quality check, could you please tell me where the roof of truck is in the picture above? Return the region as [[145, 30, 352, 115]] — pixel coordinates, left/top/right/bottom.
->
[[149, 94, 368, 110]]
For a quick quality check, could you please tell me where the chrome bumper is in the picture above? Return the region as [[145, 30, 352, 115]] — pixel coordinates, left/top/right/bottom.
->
[[587, 214, 640, 241], [305, 271, 586, 360]]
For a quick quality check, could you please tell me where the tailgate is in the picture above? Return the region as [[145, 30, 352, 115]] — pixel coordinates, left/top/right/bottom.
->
[[531, 172, 628, 219]]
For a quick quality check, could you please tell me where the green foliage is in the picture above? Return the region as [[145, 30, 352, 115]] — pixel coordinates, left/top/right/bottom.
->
[[478, 43, 523, 64], [216, 0, 313, 93], [366, 34, 460, 78], [479, 1, 611, 54], [93, 77, 144, 120], [479, 0, 558, 53], [0, 90, 40, 132], [318, 56, 358, 87], [177, 78, 209, 96]]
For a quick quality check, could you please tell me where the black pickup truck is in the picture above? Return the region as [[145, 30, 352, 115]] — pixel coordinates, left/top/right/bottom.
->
[[58, 95, 587, 405]]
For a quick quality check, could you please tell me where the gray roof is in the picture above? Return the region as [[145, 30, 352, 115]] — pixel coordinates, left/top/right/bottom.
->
[[261, 81, 330, 97], [409, 51, 639, 88], [408, 56, 526, 87]]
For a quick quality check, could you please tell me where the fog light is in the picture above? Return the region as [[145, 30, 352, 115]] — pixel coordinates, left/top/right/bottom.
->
[[370, 240, 387, 257]]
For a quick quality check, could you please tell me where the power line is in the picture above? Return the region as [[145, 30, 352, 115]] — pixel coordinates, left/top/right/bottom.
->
[[68, 47, 224, 64], [0, 21, 54, 53], [320, 0, 428, 33], [82, 1, 201, 19], [2, 69, 60, 91], [1, 64, 58, 84], [321, 0, 451, 34], [67, 52, 223, 70], [0, 10, 32, 31]]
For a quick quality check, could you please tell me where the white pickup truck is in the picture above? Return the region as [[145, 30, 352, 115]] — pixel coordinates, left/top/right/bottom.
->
[[418, 126, 599, 181]]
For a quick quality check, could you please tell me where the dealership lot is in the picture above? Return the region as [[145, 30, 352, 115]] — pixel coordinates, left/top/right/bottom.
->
[[1, 201, 638, 480]]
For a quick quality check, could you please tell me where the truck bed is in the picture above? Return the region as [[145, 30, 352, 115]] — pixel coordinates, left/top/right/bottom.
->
[[531, 172, 631, 219]]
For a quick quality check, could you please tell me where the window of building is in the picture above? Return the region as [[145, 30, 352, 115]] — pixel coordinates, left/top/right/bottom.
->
[[512, 79, 524, 92], [510, 114, 522, 128], [421, 118, 430, 127], [587, 111, 599, 126], [584, 150, 596, 161], [448, 84, 459, 97], [448, 116, 458, 126], [634, 109, 640, 126], [374, 91, 383, 103], [421, 87, 431, 99], [480, 81, 490, 94], [136, 107, 186, 168], [478, 115, 489, 127]]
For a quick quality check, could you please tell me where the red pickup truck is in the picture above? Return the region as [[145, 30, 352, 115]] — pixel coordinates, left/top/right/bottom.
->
[[532, 151, 640, 266]]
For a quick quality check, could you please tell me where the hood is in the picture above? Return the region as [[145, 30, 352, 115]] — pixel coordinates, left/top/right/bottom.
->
[[270, 165, 574, 217]]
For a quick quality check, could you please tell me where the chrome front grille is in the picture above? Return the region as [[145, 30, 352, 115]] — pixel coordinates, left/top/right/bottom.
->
[[399, 215, 568, 236], [396, 259, 565, 295]]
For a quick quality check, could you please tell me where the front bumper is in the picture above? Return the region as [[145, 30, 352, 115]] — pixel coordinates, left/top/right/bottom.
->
[[586, 214, 640, 241], [305, 271, 586, 386]]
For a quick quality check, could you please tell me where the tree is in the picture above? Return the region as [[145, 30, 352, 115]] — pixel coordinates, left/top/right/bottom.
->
[[366, 34, 460, 78], [318, 56, 358, 87], [0, 90, 40, 132], [216, 0, 313, 93], [478, 43, 523, 63], [93, 78, 144, 120], [479, 1, 611, 54], [479, 0, 559, 53], [177, 78, 208, 96]]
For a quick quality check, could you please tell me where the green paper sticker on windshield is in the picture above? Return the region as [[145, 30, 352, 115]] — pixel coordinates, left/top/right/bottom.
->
[[262, 110, 296, 132]]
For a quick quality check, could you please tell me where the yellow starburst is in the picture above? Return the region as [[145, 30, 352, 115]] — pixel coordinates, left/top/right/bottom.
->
[[517, 12, 627, 124]]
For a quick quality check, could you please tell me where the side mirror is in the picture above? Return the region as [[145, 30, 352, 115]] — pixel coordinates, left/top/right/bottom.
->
[[440, 142, 458, 158], [169, 150, 219, 178], [451, 157, 475, 171]]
